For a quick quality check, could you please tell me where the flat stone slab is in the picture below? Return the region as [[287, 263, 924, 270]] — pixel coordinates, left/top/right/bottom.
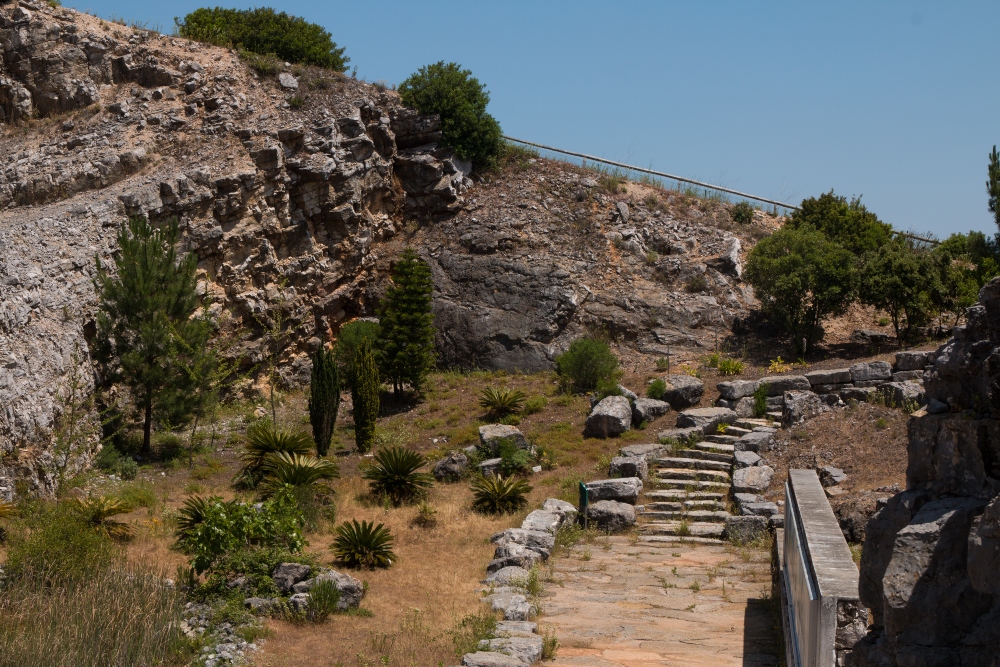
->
[[732, 465, 775, 493], [619, 442, 668, 459], [585, 477, 643, 504], [462, 651, 525, 667], [520, 509, 563, 534], [676, 407, 738, 434], [757, 375, 810, 395], [478, 635, 544, 664], [717, 379, 760, 400]]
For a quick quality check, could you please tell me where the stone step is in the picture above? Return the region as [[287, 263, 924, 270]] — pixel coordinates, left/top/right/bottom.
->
[[640, 521, 726, 539], [645, 490, 725, 502], [703, 434, 739, 445], [733, 418, 776, 430], [645, 500, 727, 512], [652, 478, 731, 491], [654, 456, 731, 472], [724, 426, 752, 437], [656, 468, 731, 483], [638, 534, 725, 545], [639, 510, 730, 523], [670, 448, 733, 464], [694, 442, 735, 455], [766, 411, 783, 421]]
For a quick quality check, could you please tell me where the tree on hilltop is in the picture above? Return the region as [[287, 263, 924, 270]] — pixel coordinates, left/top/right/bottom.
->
[[785, 191, 892, 256]]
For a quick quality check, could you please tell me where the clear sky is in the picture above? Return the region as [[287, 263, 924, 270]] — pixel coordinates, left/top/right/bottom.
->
[[67, 0, 1000, 239]]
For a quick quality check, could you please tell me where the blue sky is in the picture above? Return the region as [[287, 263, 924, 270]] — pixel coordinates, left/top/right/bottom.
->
[[68, 0, 1000, 238]]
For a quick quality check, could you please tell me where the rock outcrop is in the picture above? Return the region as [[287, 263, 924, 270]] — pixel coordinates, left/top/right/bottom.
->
[[854, 278, 1000, 667]]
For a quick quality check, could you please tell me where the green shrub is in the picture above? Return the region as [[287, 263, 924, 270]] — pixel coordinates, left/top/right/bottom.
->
[[117, 456, 138, 480], [67, 496, 134, 542], [239, 49, 282, 76], [555, 337, 621, 394], [685, 275, 709, 293], [176, 7, 349, 70], [731, 201, 755, 224], [399, 62, 502, 169], [470, 475, 531, 515], [336, 320, 381, 390], [116, 482, 156, 509], [496, 439, 532, 478], [174, 487, 305, 574], [94, 445, 138, 480], [236, 421, 313, 489], [307, 578, 341, 622], [647, 379, 667, 400], [362, 446, 433, 507], [194, 546, 312, 601], [451, 610, 498, 658], [479, 387, 526, 418], [259, 452, 339, 498], [522, 395, 547, 415], [717, 358, 744, 376], [331, 519, 395, 569], [309, 345, 341, 457], [288, 96, 305, 109], [353, 337, 380, 454], [752, 383, 770, 418]]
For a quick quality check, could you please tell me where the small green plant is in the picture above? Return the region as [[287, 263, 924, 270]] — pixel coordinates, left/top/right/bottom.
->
[[875, 418, 888, 429], [555, 337, 621, 394], [288, 96, 305, 109], [690, 580, 701, 592], [331, 519, 395, 569], [731, 201, 754, 224], [237, 421, 313, 489], [768, 357, 791, 373], [362, 446, 434, 506], [675, 520, 691, 537], [116, 482, 157, 509], [645, 250, 658, 266], [646, 378, 667, 400], [716, 423, 729, 434], [306, 578, 341, 623], [412, 502, 438, 528], [67, 496, 134, 541], [752, 382, 771, 418], [495, 439, 532, 477], [479, 387, 526, 418], [685, 274, 709, 293], [522, 395, 547, 415], [877, 316, 891, 327], [702, 352, 721, 368], [717, 358, 744, 376], [654, 357, 670, 371], [470, 475, 531, 515], [541, 630, 559, 659], [239, 50, 282, 76], [450, 610, 497, 658]]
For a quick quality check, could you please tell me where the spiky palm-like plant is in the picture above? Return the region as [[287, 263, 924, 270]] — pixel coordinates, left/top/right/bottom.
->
[[479, 387, 526, 418], [174, 495, 220, 542], [236, 421, 313, 488], [331, 519, 395, 569], [470, 475, 532, 515], [68, 495, 134, 541], [362, 446, 433, 506], [259, 452, 340, 497]]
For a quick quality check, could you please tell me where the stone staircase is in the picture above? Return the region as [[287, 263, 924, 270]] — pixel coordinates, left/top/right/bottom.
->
[[638, 418, 775, 542]]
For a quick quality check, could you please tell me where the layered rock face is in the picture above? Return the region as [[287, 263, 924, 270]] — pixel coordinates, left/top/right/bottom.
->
[[854, 279, 1000, 666]]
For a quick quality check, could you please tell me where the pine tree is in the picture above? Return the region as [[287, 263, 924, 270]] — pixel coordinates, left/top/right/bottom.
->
[[352, 337, 380, 454], [92, 217, 203, 454], [377, 248, 436, 396], [988, 145, 1000, 231], [308, 344, 341, 456]]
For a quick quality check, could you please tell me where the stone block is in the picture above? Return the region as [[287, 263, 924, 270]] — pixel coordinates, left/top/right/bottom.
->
[[586, 500, 636, 532], [732, 465, 775, 493], [783, 390, 828, 425], [895, 351, 931, 372], [717, 379, 759, 400], [757, 375, 811, 395], [850, 361, 892, 384], [734, 450, 761, 468], [632, 397, 671, 423], [805, 368, 853, 386], [609, 455, 649, 480], [724, 515, 768, 543], [584, 396, 632, 438], [585, 477, 643, 504], [675, 407, 737, 434], [656, 374, 705, 408], [479, 424, 531, 454]]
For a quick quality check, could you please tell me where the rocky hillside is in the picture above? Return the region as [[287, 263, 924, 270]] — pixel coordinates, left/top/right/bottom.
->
[[0, 0, 776, 491]]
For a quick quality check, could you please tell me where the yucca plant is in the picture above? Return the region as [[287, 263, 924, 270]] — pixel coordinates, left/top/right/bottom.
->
[[479, 387, 526, 418], [470, 475, 532, 515], [236, 421, 313, 488], [67, 495, 134, 541], [174, 495, 219, 542], [362, 446, 434, 506], [259, 452, 340, 497], [331, 519, 395, 569]]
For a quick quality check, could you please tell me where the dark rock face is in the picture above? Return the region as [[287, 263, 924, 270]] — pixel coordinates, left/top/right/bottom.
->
[[855, 277, 1000, 666]]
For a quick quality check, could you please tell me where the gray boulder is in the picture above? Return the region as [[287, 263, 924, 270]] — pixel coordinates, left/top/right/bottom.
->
[[804, 368, 852, 386], [757, 375, 810, 395], [881, 381, 925, 408], [736, 430, 774, 453], [782, 390, 828, 425], [609, 455, 649, 480], [484, 566, 532, 588], [244, 597, 280, 613], [895, 351, 931, 371], [632, 397, 671, 424], [734, 450, 761, 468], [433, 451, 469, 482], [278, 72, 299, 90], [272, 562, 311, 593], [732, 465, 775, 493], [478, 635, 544, 665], [585, 477, 643, 504], [851, 329, 891, 345], [724, 515, 768, 543], [520, 509, 564, 534], [483, 591, 535, 621], [818, 465, 847, 487], [656, 426, 702, 443], [288, 592, 311, 612], [490, 528, 555, 554], [291, 569, 365, 609], [619, 443, 667, 459], [479, 425, 531, 454], [586, 500, 636, 532], [850, 361, 893, 385], [617, 384, 638, 401], [584, 396, 632, 438], [733, 396, 756, 418], [675, 407, 737, 434], [462, 651, 525, 667], [717, 379, 759, 400], [657, 374, 705, 408], [479, 458, 502, 477]]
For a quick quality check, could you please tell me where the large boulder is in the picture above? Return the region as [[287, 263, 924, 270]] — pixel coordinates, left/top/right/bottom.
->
[[542, 498, 578, 526], [585, 477, 643, 504], [850, 361, 893, 386], [291, 569, 365, 609], [732, 465, 774, 494], [272, 562, 311, 593], [656, 374, 704, 408], [881, 381, 925, 408], [520, 509, 564, 534], [805, 368, 852, 386], [724, 515, 768, 543], [433, 451, 469, 482], [676, 407, 737, 434], [586, 500, 636, 532], [757, 375, 810, 395], [895, 351, 932, 372], [717, 379, 759, 400], [735, 430, 774, 453], [782, 390, 828, 425], [609, 455, 648, 480], [632, 397, 671, 424], [584, 396, 632, 438], [479, 425, 531, 454], [490, 528, 555, 556]]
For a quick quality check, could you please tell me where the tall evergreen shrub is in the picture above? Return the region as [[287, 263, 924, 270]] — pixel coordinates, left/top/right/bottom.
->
[[377, 249, 436, 396], [308, 345, 340, 456], [353, 337, 380, 454]]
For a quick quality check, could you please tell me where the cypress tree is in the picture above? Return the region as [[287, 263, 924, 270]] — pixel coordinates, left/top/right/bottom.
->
[[308, 345, 341, 456], [92, 217, 203, 454], [377, 248, 436, 397], [352, 337, 380, 454]]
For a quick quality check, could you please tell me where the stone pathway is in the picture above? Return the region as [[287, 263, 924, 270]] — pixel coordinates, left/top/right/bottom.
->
[[539, 536, 780, 666]]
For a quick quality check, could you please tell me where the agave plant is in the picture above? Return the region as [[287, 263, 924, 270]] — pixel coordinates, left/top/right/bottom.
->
[[362, 446, 434, 506], [236, 421, 314, 488], [471, 474, 532, 515], [67, 495, 134, 541], [331, 519, 395, 569], [479, 387, 526, 418], [259, 452, 340, 497]]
